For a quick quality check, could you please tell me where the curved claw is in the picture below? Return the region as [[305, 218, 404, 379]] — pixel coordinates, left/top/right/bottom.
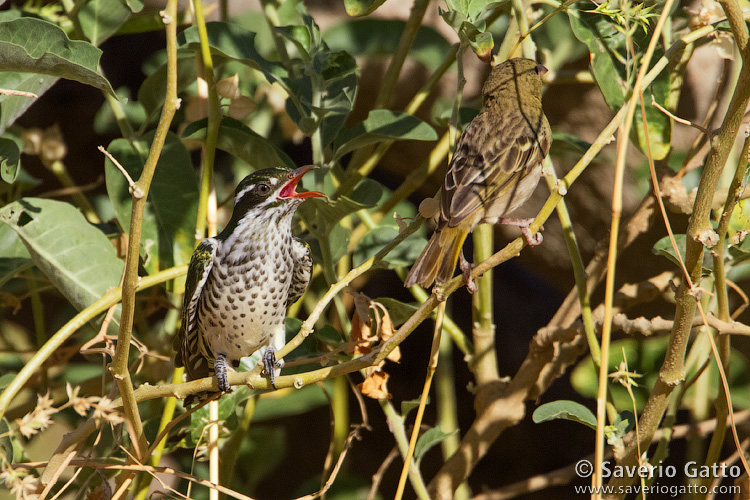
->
[[214, 353, 233, 394], [263, 347, 285, 389]]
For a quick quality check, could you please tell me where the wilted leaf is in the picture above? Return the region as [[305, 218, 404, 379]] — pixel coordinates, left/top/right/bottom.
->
[[358, 369, 391, 399]]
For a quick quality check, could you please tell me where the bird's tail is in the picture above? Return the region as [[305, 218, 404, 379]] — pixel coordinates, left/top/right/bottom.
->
[[404, 226, 469, 288]]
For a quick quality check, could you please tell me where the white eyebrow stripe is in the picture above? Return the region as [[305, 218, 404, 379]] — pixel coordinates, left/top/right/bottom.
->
[[235, 184, 255, 202]]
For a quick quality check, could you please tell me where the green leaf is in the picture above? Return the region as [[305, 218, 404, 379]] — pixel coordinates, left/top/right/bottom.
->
[[333, 110, 438, 161], [344, 0, 389, 16], [0, 373, 15, 391], [414, 426, 456, 465], [652, 234, 713, 276], [189, 393, 237, 443], [532, 400, 597, 430], [182, 117, 296, 170], [0, 221, 31, 287], [728, 231, 750, 265], [235, 427, 286, 491], [401, 398, 424, 418], [0, 18, 115, 96], [632, 57, 672, 160], [94, 87, 147, 134], [0, 418, 16, 462], [376, 297, 419, 327], [323, 20, 452, 71], [275, 25, 312, 59], [104, 131, 198, 282], [568, 6, 627, 110], [177, 22, 286, 84], [137, 54, 197, 120], [0, 198, 124, 313], [0, 72, 57, 135], [78, 0, 132, 46], [0, 137, 20, 183], [354, 226, 426, 268], [123, 0, 144, 12]]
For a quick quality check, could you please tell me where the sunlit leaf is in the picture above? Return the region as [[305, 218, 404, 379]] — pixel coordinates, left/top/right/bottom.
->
[[0, 198, 124, 313], [0, 18, 115, 96]]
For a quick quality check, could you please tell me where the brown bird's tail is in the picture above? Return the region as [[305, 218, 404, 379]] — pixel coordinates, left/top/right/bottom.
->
[[404, 226, 469, 288]]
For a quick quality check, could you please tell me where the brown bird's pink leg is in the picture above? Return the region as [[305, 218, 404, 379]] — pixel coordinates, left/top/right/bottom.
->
[[498, 218, 543, 246], [458, 251, 478, 294]]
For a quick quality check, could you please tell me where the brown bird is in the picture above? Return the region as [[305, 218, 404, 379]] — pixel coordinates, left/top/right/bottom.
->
[[404, 58, 551, 291]]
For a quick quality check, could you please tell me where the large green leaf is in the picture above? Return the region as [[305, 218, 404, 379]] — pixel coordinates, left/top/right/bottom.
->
[[414, 426, 456, 465], [177, 22, 286, 84], [652, 234, 713, 276], [137, 54, 197, 120], [104, 131, 198, 280], [568, 6, 671, 159], [0, 221, 31, 287], [78, 0, 132, 46], [324, 20, 452, 71], [0, 198, 124, 312], [0, 18, 115, 96], [333, 110, 438, 161], [182, 117, 296, 170], [0, 72, 57, 135]]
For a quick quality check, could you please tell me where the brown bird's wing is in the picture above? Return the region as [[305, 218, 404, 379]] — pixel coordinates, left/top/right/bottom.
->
[[441, 110, 549, 229]]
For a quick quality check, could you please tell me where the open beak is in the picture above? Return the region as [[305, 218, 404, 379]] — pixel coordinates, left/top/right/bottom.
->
[[279, 165, 326, 199]]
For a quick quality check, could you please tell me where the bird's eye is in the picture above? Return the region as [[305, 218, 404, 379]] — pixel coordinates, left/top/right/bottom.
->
[[533, 64, 548, 76], [257, 183, 270, 194]]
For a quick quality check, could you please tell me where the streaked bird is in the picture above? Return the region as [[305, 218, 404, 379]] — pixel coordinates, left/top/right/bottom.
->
[[174, 165, 323, 406], [405, 58, 551, 291]]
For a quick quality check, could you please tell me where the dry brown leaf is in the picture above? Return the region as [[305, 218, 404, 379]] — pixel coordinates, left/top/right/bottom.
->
[[358, 370, 392, 400]]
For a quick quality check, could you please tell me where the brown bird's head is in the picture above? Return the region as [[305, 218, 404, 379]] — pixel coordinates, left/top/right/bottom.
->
[[482, 58, 547, 105]]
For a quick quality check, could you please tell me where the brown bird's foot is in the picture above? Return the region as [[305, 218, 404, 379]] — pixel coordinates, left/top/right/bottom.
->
[[498, 218, 543, 246], [215, 353, 233, 394], [263, 347, 285, 389], [459, 251, 478, 294]]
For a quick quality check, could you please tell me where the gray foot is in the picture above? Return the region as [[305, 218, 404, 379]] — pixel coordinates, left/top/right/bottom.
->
[[263, 347, 285, 389], [215, 353, 233, 394]]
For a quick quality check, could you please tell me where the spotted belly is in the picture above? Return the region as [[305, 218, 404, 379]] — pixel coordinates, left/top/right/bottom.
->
[[196, 265, 291, 364]]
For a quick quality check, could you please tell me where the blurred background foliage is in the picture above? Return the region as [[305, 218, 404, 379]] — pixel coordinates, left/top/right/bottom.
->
[[0, 0, 749, 499]]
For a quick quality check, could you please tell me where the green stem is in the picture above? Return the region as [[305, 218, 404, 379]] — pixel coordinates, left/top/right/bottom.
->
[[436, 331, 471, 500], [471, 224, 497, 384], [27, 273, 47, 389], [542, 159, 600, 366], [110, 0, 179, 487], [380, 400, 431, 500], [192, 0, 222, 241]]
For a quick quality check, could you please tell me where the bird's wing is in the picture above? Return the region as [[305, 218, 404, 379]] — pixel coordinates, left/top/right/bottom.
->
[[441, 111, 549, 227], [287, 237, 313, 308], [173, 238, 217, 366]]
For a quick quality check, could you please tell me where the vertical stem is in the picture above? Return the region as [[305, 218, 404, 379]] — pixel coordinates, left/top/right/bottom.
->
[[395, 302, 445, 500], [471, 224, 498, 384], [380, 401, 431, 500], [113, 0, 179, 489], [208, 399, 219, 500], [192, 0, 222, 241], [436, 331, 471, 500], [27, 274, 47, 389]]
